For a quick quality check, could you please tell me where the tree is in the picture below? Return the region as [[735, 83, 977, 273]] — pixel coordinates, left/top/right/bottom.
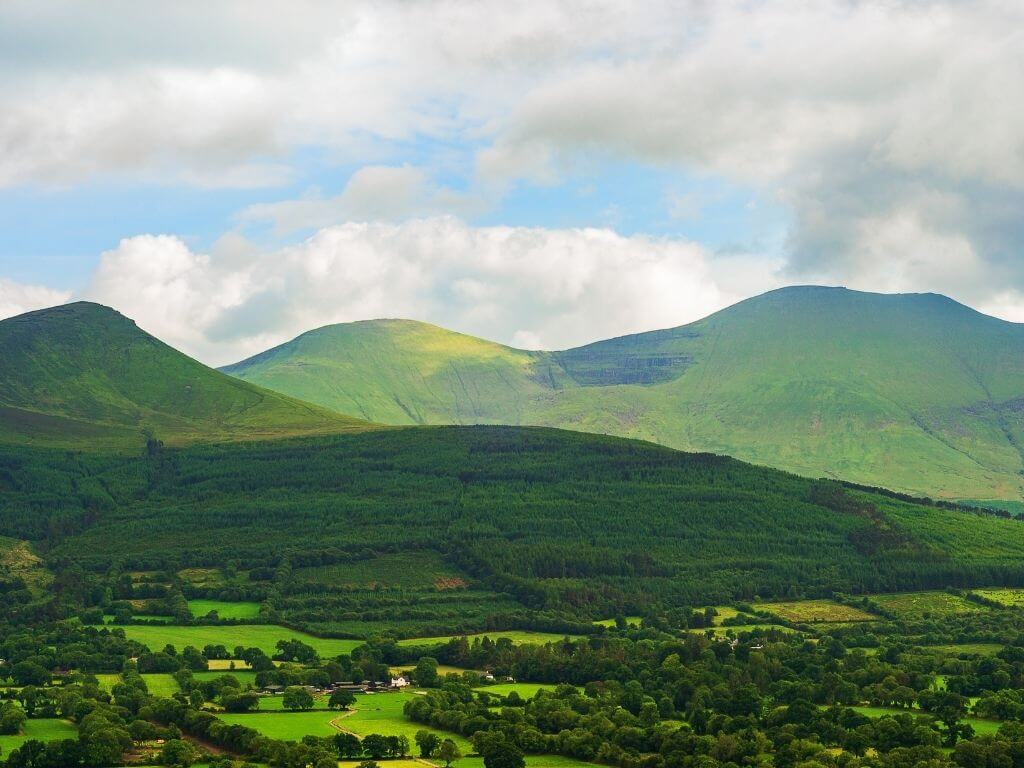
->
[[334, 732, 362, 758], [329, 689, 357, 710], [416, 730, 441, 758], [414, 656, 440, 687], [438, 738, 463, 768], [160, 738, 199, 767], [282, 686, 315, 711], [0, 704, 26, 735], [363, 734, 389, 759]]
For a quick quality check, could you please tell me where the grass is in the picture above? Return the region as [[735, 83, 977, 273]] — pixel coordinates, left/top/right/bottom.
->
[[593, 616, 642, 628], [850, 706, 1001, 736], [0, 719, 77, 752], [93, 673, 121, 690], [207, 659, 253, 670], [193, 670, 258, 686], [436, 757, 604, 768], [294, 551, 468, 591], [473, 683, 561, 698], [116, 624, 363, 657], [0, 301, 372, 451], [187, 599, 261, 619], [218, 710, 341, 740], [397, 631, 576, 647], [340, 691, 473, 751], [256, 694, 329, 711], [392, 664, 473, 677], [871, 591, 988, 620], [141, 673, 180, 697], [971, 588, 1024, 607], [764, 599, 876, 623], [922, 643, 1004, 657]]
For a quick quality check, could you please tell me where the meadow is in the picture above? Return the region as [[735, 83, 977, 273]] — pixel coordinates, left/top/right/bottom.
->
[[116, 624, 362, 656], [187, 599, 261, 619], [870, 591, 988, 620], [217, 710, 341, 740], [763, 599, 876, 623], [397, 630, 577, 647], [971, 588, 1024, 607], [0, 719, 77, 752], [338, 691, 474, 751], [473, 683, 561, 698]]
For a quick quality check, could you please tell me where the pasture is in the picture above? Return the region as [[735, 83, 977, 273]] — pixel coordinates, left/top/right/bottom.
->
[[340, 691, 474, 751], [397, 630, 576, 647], [870, 591, 988, 620], [218, 710, 339, 740], [117, 624, 362, 656], [593, 616, 642, 627], [922, 643, 1004, 657], [141, 673, 180, 697], [294, 551, 468, 591], [850, 706, 1000, 736], [0, 719, 77, 753], [187, 599, 261, 619], [474, 683, 561, 698], [193, 670, 258, 686], [972, 588, 1024, 607], [765, 599, 876, 623]]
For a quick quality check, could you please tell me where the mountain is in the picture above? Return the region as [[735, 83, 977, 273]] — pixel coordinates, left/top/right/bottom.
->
[[0, 302, 371, 449], [223, 286, 1024, 501]]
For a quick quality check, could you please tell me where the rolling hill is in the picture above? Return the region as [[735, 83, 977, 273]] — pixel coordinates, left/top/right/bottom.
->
[[0, 302, 371, 449], [8, 425, 1024, 630], [223, 286, 1024, 501]]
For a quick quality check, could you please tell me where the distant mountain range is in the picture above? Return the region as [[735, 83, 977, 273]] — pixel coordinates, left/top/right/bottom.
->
[[222, 286, 1024, 501], [0, 302, 369, 449]]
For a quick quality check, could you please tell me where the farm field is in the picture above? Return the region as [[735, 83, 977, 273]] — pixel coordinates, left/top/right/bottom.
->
[[117, 624, 362, 656], [474, 683, 561, 698], [764, 599, 876, 623], [207, 658, 253, 670], [141, 673, 180, 697], [593, 616, 642, 627], [187, 599, 261, 619], [0, 719, 77, 752], [340, 691, 474, 751], [397, 630, 577, 647], [435, 757, 604, 768], [93, 673, 121, 689], [971, 588, 1024, 607], [218, 710, 340, 740], [871, 591, 988, 620], [684, 624, 794, 636], [257, 694, 329, 711], [193, 670, 258, 686], [392, 664, 473, 677]]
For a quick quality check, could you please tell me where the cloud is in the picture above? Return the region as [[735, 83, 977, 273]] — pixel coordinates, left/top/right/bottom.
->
[[240, 165, 484, 234], [81, 218, 782, 365], [0, 279, 70, 320]]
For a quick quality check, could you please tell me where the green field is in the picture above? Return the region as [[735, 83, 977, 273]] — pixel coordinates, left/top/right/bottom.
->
[[397, 631, 576, 647], [392, 664, 474, 677], [474, 683, 561, 698], [257, 694, 329, 711], [971, 588, 1024, 607], [871, 591, 988, 620], [436, 757, 604, 768], [922, 643, 1004, 657], [294, 552, 468, 591], [218, 710, 340, 740], [187, 599, 261, 619], [340, 692, 473, 751], [117, 624, 363, 656], [764, 599, 876, 623], [192, 670, 258, 686], [593, 616, 642, 628], [141, 673, 180, 697], [93, 673, 121, 689], [0, 719, 77, 753]]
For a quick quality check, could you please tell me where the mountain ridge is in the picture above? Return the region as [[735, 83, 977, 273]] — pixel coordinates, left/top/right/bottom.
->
[[222, 286, 1024, 500]]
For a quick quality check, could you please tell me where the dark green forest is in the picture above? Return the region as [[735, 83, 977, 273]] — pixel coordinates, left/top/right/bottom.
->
[[5, 426, 1024, 635]]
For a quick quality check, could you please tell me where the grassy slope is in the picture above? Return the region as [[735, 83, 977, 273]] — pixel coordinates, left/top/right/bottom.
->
[[0, 302, 372, 449], [223, 287, 1024, 499]]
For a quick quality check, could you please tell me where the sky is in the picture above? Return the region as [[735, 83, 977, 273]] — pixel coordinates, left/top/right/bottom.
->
[[2, 0, 1024, 366]]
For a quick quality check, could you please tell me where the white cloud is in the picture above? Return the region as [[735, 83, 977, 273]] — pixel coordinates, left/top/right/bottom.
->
[[81, 218, 782, 365], [0, 279, 70, 320]]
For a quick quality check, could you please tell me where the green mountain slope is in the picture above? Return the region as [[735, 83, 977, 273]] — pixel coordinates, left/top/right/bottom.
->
[[0, 302, 371, 448], [8, 426, 1024, 627], [223, 287, 1024, 501]]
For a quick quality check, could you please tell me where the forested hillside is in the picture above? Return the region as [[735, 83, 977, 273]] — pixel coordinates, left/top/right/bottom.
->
[[224, 286, 1024, 501], [0, 302, 371, 449], [5, 426, 1024, 635]]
